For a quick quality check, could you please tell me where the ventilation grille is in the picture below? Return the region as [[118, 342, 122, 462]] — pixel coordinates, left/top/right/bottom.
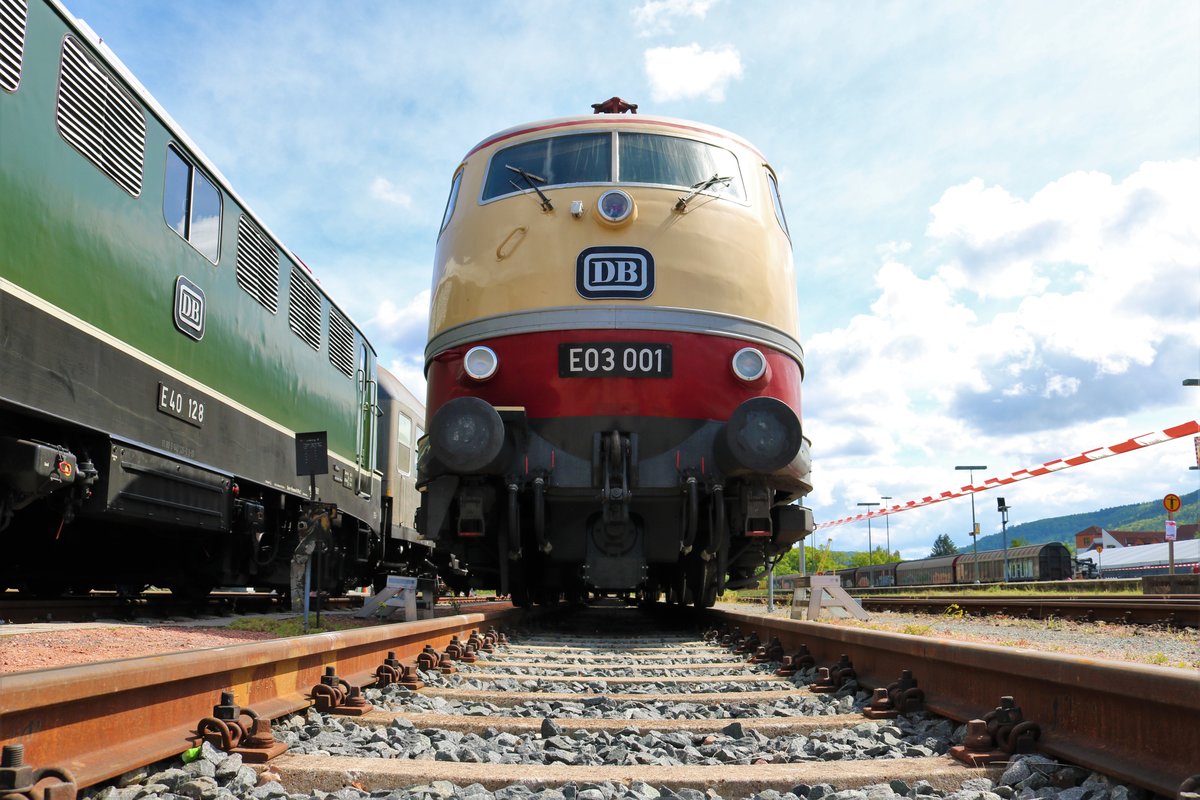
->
[[288, 269, 322, 351], [55, 36, 145, 196], [328, 309, 355, 377], [235, 216, 279, 313], [0, 0, 28, 93]]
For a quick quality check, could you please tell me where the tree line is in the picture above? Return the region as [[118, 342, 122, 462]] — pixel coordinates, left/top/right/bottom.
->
[[772, 532, 1029, 576]]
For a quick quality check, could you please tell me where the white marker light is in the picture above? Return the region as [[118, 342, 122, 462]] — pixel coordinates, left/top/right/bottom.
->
[[463, 346, 499, 381], [731, 347, 767, 381]]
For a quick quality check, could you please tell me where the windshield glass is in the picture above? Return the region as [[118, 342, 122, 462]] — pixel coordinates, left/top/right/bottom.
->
[[482, 133, 611, 200], [618, 133, 744, 201]]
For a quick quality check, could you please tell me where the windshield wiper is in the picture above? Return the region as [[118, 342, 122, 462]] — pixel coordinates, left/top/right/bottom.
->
[[506, 164, 554, 212], [674, 174, 732, 212]]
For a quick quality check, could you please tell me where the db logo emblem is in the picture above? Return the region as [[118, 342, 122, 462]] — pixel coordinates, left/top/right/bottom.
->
[[174, 276, 205, 341], [576, 247, 654, 300]]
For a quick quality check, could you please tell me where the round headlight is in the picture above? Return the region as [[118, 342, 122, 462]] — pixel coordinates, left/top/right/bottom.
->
[[463, 346, 498, 381], [430, 396, 505, 473], [597, 189, 634, 223], [721, 396, 803, 473], [731, 347, 767, 381]]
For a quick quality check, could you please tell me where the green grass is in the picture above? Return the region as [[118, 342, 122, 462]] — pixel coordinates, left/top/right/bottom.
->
[[226, 616, 365, 637]]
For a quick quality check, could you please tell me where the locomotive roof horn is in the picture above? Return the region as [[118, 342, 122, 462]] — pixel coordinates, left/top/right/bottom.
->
[[592, 97, 638, 114]]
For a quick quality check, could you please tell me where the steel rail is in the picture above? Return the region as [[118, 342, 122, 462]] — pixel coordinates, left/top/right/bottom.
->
[[858, 596, 1200, 626], [0, 592, 508, 624], [706, 608, 1198, 798], [734, 593, 1200, 625], [0, 606, 521, 789]]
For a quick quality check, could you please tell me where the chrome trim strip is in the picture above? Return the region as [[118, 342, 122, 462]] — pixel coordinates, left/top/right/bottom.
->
[[426, 307, 805, 373]]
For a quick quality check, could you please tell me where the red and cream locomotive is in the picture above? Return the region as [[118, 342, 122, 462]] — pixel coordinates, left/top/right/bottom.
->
[[417, 99, 812, 606]]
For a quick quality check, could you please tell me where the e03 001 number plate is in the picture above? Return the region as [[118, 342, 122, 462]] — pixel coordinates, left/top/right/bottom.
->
[[558, 343, 672, 378]]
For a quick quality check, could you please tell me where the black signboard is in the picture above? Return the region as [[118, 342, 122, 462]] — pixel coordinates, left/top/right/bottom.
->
[[295, 431, 329, 477]]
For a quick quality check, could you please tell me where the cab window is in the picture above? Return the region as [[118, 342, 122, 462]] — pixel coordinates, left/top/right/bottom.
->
[[766, 170, 789, 237], [439, 169, 463, 235], [482, 132, 611, 200], [618, 133, 744, 201]]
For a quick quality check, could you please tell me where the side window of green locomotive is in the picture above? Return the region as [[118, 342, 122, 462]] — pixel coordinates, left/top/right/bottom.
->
[[163, 145, 222, 264], [766, 169, 790, 238], [397, 411, 413, 475], [439, 169, 463, 236], [163, 150, 190, 237]]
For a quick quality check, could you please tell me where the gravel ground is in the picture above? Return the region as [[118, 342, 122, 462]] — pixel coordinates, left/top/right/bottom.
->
[[0, 622, 278, 672], [714, 602, 1200, 670]]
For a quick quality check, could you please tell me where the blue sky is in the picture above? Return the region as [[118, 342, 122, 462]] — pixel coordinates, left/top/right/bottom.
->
[[64, 0, 1199, 557]]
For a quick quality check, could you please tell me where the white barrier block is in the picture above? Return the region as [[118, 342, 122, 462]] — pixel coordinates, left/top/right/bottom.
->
[[789, 575, 869, 621], [355, 575, 419, 620]]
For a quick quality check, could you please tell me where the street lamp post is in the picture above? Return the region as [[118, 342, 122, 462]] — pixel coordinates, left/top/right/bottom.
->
[[956, 465, 987, 583], [857, 502, 880, 585], [997, 497, 1010, 581], [881, 496, 892, 562]]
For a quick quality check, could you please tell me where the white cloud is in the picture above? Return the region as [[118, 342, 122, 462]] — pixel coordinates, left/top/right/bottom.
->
[[369, 290, 430, 352], [369, 177, 413, 209], [644, 44, 742, 102], [929, 160, 1200, 375], [807, 159, 1199, 543], [632, 0, 718, 36], [386, 356, 428, 407]]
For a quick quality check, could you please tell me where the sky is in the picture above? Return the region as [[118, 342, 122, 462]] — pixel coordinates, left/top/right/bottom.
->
[[62, 0, 1200, 558]]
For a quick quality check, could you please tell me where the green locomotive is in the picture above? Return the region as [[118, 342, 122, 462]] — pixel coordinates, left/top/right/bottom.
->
[[0, 0, 426, 597]]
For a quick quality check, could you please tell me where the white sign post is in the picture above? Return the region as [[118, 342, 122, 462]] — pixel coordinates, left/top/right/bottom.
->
[[1164, 494, 1181, 575]]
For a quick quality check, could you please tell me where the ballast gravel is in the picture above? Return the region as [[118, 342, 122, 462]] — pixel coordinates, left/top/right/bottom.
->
[[368, 687, 858, 719], [271, 705, 954, 764], [413, 669, 807, 695], [367, 664, 859, 719], [90, 741, 1153, 800]]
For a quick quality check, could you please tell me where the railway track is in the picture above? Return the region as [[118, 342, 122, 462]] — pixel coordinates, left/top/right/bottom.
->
[[856, 595, 1200, 626], [0, 592, 507, 624], [738, 592, 1200, 627], [0, 592, 336, 624], [1, 604, 1195, 799]]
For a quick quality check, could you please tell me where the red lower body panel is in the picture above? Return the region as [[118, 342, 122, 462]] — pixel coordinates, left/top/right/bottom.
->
[[426, 328, 803, 423]]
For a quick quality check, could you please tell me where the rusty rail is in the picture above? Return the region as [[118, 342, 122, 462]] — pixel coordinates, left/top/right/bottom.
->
[[857, 596, 1200, 626], [706, 608, 1198, 798], [0, 607, 521, 788]]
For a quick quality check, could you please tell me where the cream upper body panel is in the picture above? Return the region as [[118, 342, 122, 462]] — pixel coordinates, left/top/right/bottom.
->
[[429, 115, 798, 348]]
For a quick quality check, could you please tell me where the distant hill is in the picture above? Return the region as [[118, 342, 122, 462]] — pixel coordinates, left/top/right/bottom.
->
[[965, 489, 1198, 553]]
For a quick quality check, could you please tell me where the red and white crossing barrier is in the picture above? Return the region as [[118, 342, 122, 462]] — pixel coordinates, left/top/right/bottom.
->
[[815, 420, 1200, 530]]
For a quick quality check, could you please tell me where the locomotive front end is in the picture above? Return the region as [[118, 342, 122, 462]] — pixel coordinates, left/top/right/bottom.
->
[[419, 103, 813, 606]]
